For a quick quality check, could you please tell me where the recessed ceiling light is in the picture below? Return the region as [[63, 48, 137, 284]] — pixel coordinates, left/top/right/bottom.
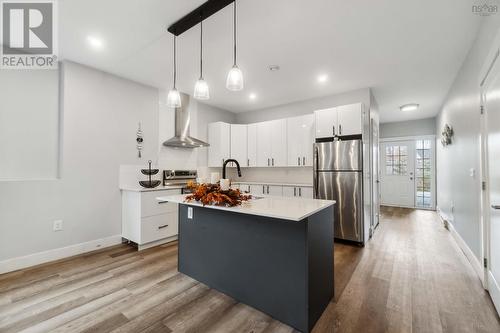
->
[[87, 36, 104, 50], [400, 103, 419, 112], [269, 65, 280, 71], [249, 93, 257, 100], [317, 74, 328, 83]]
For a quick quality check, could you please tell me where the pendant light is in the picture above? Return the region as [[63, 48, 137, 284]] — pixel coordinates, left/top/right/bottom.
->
[[226, 0, 243, 91], [194, 17, 210, 100], [167, 34, 181, 108]]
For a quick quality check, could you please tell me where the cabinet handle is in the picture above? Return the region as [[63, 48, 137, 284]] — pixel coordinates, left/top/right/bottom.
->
[[267, 185, 270, 194], [333, 126, 335, 136], [492, 205, 500, 210], [247, 158, 250, 167], [298, 157, 300, 166], [339, 125, 342, 135], [267, 158, 270, 166], [248, 185, 251, 192], [158, 224, 169, 229], [294, 187, 296, 196], [303, 157, 306, 165], [262, 185, 265, 194], [272, 158, 274, 166], [158, 201, 169, 204], [299, 188, 302, 197], [222, 158, 224, 165]]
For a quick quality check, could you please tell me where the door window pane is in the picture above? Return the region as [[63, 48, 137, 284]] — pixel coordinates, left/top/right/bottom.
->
[[415, 139, 433, 208], [385, 144, 408, 176]]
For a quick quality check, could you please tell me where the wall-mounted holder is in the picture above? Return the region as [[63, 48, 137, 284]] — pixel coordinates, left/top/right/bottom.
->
[[136, 122, 143, 158], [441, 124, 454, 146]]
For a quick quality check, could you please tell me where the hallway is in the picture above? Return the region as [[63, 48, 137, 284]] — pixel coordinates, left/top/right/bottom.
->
[[327, 207, 500, 333]]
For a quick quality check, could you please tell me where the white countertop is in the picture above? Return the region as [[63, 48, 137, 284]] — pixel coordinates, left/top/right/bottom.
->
[[120, 185, 184, 192], [156, 194, 335, 222], [233, 181, 313, 187]]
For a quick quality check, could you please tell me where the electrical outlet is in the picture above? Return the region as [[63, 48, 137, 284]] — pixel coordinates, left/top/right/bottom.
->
[[188, 207, 193, 219], [53, 220, 63, 231]]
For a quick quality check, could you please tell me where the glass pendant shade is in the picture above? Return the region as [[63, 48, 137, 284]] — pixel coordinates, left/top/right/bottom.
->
[[194, 78, 210, 100], [226, 65, 244, 91], [167, 88, 181, 108]]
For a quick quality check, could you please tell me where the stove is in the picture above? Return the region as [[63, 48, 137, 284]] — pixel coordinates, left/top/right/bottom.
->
[[163, 170, 197, 193]]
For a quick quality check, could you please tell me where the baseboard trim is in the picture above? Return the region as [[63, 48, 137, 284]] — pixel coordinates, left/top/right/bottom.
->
[[436, 207, 484, 284], [0, 235, 122, 275]]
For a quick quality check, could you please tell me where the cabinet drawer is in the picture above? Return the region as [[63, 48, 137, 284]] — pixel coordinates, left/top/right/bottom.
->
[[141, 190, 180, 217], [141, 212, 178, 244]]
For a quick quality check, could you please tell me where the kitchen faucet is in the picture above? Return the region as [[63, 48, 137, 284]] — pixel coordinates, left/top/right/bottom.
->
[[222, 159, 242, 179]]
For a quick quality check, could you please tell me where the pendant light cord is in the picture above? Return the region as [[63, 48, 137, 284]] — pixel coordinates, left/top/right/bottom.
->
[[200, 16, 203, 79], [233, 0, 237, 66], [173, 35, 177, 88]]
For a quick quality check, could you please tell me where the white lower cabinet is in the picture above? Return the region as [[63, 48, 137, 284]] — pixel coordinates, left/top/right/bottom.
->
[[283, 186, 314, 198], [122, 189, 181, 250]]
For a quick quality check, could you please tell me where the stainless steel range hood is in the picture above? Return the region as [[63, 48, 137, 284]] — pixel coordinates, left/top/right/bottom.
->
[[163, 93, 210, 148]]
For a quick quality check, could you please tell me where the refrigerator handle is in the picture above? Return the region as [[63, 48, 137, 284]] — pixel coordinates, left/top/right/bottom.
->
[[314, 146, 319, 198]]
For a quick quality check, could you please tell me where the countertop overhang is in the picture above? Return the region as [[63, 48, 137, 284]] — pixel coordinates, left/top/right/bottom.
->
[[156, 194, 335, 221]]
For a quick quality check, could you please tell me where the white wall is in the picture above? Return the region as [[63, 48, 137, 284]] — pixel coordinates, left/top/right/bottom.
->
[[380, 117, 436, 138], [0, 61, 160, 262], [0, 70, 60, 180], [436, 17, 500, 260]]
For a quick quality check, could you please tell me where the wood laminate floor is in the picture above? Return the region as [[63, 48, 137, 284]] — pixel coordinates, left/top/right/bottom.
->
[[0, 207, 499, 333]]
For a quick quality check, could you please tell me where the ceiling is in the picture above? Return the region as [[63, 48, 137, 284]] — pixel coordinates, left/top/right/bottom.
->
[[59, 0, 482, 123]]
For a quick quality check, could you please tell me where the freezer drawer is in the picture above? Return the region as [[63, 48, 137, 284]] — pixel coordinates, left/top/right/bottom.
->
[[315, 171, 363, 242], [314, 140, 362, 171]]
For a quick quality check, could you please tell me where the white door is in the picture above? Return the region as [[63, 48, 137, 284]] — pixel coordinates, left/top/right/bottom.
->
[[266, 185, 283, 196], [283, 186, 296, 197], [337, 103, 363, 136], [287, 116, 302, 166], [256, 121, 272, 167], [314, 107, 337, 138], [380, 141, 415, 207], [483, 54, 500, 313], [270, 119, 287, 167], [300, 114, 315, 166], [230, 124, 247, 167], [247, 124, 257, 167]]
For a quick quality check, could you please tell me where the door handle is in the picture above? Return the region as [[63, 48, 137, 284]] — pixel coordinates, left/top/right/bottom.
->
[[492, 205, 500, 210], [298, 157, 300, 166]]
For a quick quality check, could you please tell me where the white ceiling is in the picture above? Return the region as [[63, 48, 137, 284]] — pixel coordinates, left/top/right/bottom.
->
[[59, 0, 482, 123]]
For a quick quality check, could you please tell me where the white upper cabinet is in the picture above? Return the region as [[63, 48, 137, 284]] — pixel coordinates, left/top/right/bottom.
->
[[247, 123, 257, 167], [314, 107, 338, 139], [314, 103, 363, 138], [230, 124, 247, 167], [337, 103, 363, 136], [256, 121, 272, 166], [287, 114, 314, 166], [270, 119, 287, 167], [208, 122, 231, 167], [256, 120, 286, 167]]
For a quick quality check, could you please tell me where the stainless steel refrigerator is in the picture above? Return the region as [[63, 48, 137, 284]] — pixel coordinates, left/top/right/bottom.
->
[[314, 140, 363, 243]]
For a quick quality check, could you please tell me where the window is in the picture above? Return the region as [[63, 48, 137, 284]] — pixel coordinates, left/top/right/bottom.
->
[[415, 139, 432, 208], [385, 145, 408, 175]]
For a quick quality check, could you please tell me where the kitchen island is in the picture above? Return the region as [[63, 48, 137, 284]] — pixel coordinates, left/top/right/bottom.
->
[[156, 194, 335, 333]]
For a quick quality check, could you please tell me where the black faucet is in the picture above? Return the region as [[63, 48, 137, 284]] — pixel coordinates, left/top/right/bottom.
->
[[222, 159, 242, 179]]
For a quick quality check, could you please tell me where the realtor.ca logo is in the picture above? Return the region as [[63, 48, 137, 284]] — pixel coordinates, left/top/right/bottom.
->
[[472, 1, 498, 16], [1, 0, 58, 69]]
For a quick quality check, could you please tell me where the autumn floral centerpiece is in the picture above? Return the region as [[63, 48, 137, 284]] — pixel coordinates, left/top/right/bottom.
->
[[184, 181, 252, 207]]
